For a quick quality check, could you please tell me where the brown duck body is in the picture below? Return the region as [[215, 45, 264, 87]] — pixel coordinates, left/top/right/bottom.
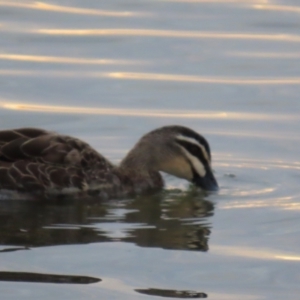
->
[[0, 128, 152, 199], [0, 126, 218, 199]]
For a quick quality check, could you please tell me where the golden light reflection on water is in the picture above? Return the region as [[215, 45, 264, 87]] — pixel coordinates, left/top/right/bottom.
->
[[215, 155, 300, 210], [214, 245, 300, 261], [215, 157, 300, 170], [107, 72, 300, 85], [0, 101, 297, 121], [228, 51, 300, 59], [254, 4, 300, 13], [0, 1, 137, 17], [208, 130, 300, 141], [276, 256, 300, 261], [34, 28, 300, 43], [231, 188, 275, 196], [0, 54, 144, 65], [217, 183, 300, 210], [219, 197, 300, 210], [161, 0, 300, 17], [2, 69, 300, 86]]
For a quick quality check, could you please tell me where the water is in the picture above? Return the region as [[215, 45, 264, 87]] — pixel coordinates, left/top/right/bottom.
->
[[0, 0, 300, 299]]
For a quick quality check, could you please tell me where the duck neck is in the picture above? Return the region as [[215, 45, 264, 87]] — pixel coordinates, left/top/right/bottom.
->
[[118, 151, 164, 193]]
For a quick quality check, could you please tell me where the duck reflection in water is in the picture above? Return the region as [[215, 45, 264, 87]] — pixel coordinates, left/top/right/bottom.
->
[[0, 190, 214, 252]]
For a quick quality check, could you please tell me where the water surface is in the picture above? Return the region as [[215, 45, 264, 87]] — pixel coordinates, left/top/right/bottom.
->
[[0, 0, 300, 299]]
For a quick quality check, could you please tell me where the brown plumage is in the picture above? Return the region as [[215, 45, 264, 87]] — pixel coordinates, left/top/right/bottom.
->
[[0, 126, 218, 199]]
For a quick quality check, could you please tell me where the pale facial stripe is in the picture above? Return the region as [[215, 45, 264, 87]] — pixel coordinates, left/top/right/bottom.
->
[[178, 145, 206, 177], [176, 134, 210, 162]]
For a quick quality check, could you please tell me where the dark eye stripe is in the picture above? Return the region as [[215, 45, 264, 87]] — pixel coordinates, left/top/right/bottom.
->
[[175, 127, 211, 160], [176, 140, 209, 167]]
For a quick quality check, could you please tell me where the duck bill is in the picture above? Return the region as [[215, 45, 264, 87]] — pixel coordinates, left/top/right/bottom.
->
[[193, 170, 218, 192]]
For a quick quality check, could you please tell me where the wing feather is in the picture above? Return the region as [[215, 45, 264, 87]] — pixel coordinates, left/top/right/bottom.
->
[[0, 128, 114, 194]]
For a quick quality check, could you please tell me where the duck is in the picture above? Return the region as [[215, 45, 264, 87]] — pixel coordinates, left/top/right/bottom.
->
[[0, 125, 218, 199]]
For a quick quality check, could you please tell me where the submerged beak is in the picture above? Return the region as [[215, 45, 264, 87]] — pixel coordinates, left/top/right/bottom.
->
[[193, 169, 218, 192]]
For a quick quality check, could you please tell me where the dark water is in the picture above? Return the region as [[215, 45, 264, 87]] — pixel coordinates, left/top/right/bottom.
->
[[0, 0, 300, 299]]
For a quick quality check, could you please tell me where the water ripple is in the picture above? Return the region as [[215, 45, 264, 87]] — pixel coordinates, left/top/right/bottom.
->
[[0, 1, 140, 17], [1, 70, 300, 85], [0, 54, 145, 65], [216, 156, 300, 210], [31, 28, 300, 43], [0, 102, 297, 121]]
